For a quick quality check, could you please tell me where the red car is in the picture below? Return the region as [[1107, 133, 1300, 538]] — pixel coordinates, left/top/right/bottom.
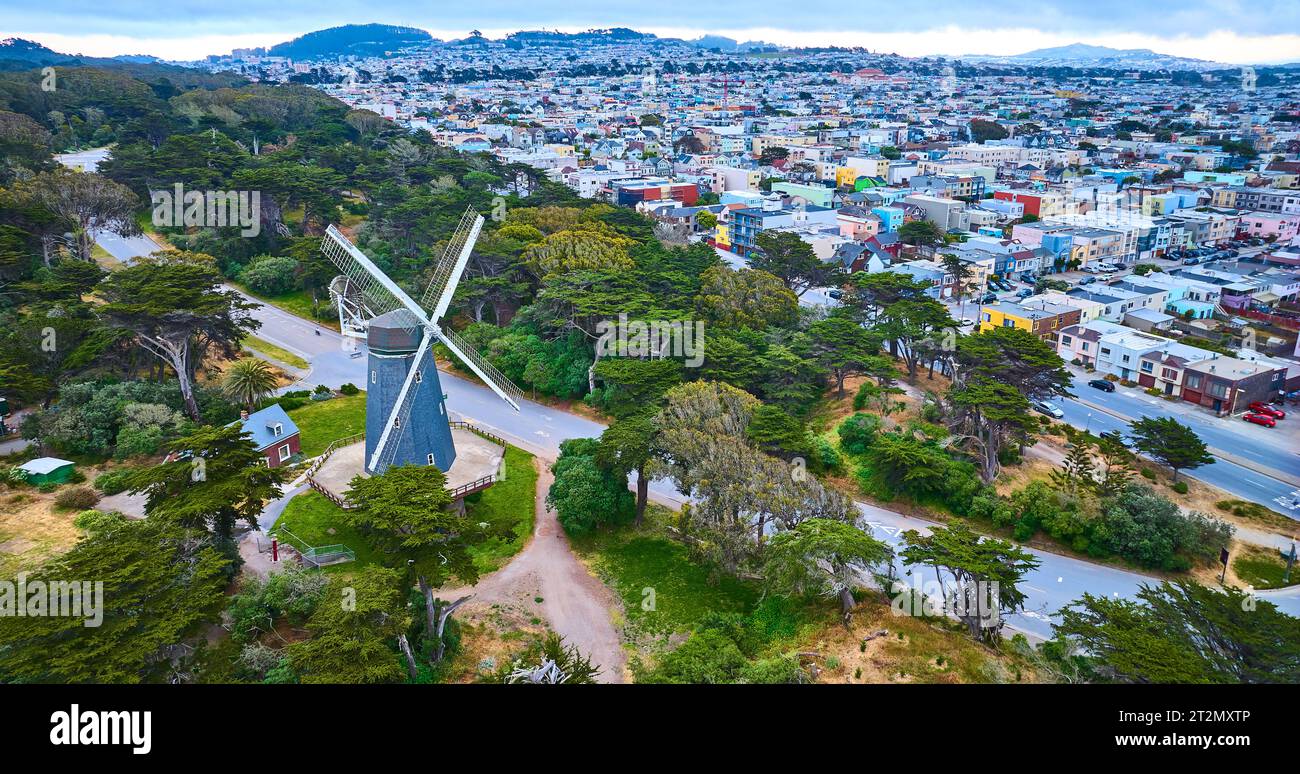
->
[[1248, 402, 1286, 419], [1243, 412, 1277, 428]]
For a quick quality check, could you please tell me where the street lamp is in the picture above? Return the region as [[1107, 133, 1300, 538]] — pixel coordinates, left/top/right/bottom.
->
[[1085, 412, 1092, 433]]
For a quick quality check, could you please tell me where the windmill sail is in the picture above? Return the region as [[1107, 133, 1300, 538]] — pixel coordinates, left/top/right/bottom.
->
[[420, 207, 485, 320], [434, 325, 523, 412], [321, 225, 425, 324]]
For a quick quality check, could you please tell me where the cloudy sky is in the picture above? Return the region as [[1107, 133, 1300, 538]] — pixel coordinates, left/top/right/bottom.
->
[[5, 0, 1299, 64]]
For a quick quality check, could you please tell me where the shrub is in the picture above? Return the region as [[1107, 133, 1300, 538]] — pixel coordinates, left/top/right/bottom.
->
[[53, 486, 99, 511], [93, 469, 134, 495], [339, 383, 360, 396], [1140, 468, 1158, 480], [73, 509, 126, 534], [837, 413, 882, 456], [239, 255, 300, 296], [1170, 480, 1189, 495]]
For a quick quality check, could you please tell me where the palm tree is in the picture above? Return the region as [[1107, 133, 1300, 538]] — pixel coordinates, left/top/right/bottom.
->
[[224, 358, 278, 411]]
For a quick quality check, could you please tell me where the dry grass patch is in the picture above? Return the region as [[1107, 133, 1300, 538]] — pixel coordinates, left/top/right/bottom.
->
[[0, 490, 83, 576]]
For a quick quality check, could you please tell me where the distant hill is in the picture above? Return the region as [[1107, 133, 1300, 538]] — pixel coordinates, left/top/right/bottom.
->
[[689, 35, 780, 52], [0, 38, 83, 67], [266, 23, 434, 60], [503, 28, 658, 46], [960, 42, 1228, 71]]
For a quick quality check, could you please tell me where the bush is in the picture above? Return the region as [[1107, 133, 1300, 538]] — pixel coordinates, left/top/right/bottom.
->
[[53, 486, 99, 511], [1170, 480, 1189, 495], [239, 255, 300, 296], [1140, 468, 1158, 480], [837, 413, 882, 456], [73, 509, 127, 534], [93, 469, 134, 495], [339, 383, 360, 396]]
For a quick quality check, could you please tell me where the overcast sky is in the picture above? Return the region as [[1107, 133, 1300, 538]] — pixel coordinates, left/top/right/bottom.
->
[[5, 1, 1299, 64]]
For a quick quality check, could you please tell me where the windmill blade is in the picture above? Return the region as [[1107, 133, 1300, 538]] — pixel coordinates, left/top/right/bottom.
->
[[321, 224, 429, 324], [419, 207, 485, 321], [434, 325, 523, 412], [369, 331, 434, 472]]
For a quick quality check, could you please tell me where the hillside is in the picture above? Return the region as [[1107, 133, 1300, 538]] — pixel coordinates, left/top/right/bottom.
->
[[266, 23, 434, 60]]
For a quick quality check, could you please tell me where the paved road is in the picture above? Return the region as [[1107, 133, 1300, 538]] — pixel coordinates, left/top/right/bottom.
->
[[1056, 389, 1300, 520]]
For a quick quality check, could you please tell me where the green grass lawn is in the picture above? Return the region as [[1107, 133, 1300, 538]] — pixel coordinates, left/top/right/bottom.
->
[[464, 446, 537, 574], [1233, 545, 1300, 590], [233, 283, 339, 331], [271, 489, 383, 572], [572, 506, 759, 638], [241, 335, 309, 369], [287, 394, 367, 457]]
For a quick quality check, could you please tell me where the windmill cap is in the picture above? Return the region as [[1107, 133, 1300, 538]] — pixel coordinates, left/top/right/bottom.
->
[[367, 309, 424, 352]]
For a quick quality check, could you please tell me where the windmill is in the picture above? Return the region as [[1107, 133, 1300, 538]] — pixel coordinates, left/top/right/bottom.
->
[[321, 207, 522, 476]]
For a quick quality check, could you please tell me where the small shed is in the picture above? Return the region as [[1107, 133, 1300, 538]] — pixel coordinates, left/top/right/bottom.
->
[[18, 457, 76, 485]]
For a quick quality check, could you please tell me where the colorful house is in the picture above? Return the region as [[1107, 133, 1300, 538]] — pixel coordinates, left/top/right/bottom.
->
[[18, 457, 76, 485]]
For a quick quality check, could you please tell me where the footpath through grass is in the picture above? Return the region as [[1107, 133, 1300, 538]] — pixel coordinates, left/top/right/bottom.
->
[[287, 394, 367, 457]]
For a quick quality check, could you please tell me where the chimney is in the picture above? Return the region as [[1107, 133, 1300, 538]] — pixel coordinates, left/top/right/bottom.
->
[[241, 410, 250, 421]]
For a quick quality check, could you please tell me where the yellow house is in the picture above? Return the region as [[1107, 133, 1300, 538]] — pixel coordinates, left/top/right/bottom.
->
[[835, 166, 859, 188], [978, 303, 1033, 334]]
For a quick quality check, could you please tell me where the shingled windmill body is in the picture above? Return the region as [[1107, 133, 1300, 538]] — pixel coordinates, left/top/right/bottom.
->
[[311, 208, 522, 503]]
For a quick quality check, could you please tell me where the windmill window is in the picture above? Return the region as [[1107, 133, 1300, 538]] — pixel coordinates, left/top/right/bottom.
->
[[427, 453, 435, 465], [370, 370, 377, 384], [394, 418, 401, 429], [414, 369, 423, 383], [439, 403, 445, 415]]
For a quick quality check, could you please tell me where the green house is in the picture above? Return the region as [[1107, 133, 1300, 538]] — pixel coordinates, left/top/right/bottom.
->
[[18, 457, 76, 485]]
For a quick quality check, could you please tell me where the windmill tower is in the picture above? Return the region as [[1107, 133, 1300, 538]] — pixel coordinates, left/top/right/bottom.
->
[[318, 207, 522, 487]]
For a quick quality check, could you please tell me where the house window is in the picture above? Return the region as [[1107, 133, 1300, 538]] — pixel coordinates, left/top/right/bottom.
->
[[1060, 335, 1072, 346], [271, 423, 283, 438], [278, 444, 290, 462], [1186, 373, 1203, 389], [1100, 348, 1111, 356], [1003, 319, 1015, 328], [427, 453, 435, 465], [1081, 342, 1089, 351], [1140, 362, 1153, 373]]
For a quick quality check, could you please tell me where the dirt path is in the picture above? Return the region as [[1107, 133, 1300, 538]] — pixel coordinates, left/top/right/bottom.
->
[[435, 458, 627, 683]]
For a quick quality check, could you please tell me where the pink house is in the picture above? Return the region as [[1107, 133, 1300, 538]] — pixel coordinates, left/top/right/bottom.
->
[[1238, 212, 1300, 242], [837, 206, 882, 240]]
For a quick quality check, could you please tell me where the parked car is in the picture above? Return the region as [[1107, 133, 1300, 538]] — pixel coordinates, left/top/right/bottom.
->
[[1081, 265, 1098, 274], [1078, 276, 1096, 285], [827, 288, 844, 300], [1183, 257, 1200, 265], [1088, 378, 1115, 392], [1243, 412, 1277, 428], [959, 318, 975, 327], [979, 292, 998, 304], [1032, 400, 1065, 419], [1099, 273, 1115, 282], [1248, 401, 1286, 419], [1016, 288, 1034, 298]]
